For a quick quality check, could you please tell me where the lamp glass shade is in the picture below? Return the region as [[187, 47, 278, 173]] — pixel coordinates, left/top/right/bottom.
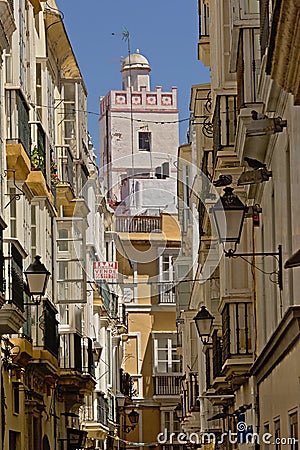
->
[[212, 187, 246, 243], [175, 403, 183, 420], [128, 409, 139, 424], [24, 255, 50, 295], [193, 306, 214, 339], [284, 249, 300, 269]]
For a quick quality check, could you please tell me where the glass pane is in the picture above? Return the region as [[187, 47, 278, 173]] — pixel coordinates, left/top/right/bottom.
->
[[157, 362, 167, 373], [157, 337, 168, 348], [158, 350, 168, 360], [244, 0, 259, 14]]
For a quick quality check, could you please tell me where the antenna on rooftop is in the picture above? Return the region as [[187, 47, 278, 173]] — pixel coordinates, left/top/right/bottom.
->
[[112, 28, 135, 203]]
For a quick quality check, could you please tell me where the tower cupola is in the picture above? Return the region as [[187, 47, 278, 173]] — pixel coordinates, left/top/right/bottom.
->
[[121, 50, 151, 91]]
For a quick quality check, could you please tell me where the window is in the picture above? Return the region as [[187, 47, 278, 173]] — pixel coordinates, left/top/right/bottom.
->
[[222, 302, 253, 362], [205, 348, 211, 389], [159, 253, 177, 303], [242, 0, 259, 15], [11, 244, 24, 311], [289, 412, 298, 450], [57, 228, 68, 252], [43, 300, 59, 358], [9, 431, 20, 450], [138, 132, 151, 151], [0, 226, 4, 294], [63, 83, 76, 150], [13, 383, 20, 414], [199, 1, 210, 37], [274, 418, 281, 450], [10, 188, 17, 237], [31, 205, 37, 260], [36, 63, 42, 120], [263, 423, 270, 450], [161, 410, 181, 434], [237, 29, 261, 108], [154, 335, 181, 373], [17, 90, 30, 155]]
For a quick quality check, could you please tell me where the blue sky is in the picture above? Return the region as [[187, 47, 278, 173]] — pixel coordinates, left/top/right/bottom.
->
[[56, 0, 210, 158]]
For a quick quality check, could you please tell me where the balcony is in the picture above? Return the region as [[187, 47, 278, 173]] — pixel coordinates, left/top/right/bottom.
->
[[198, 2, 210, 66], [212, 330, 223, 379], [6, 90, 30, 158], [120, 369, 134, 398], [159, 283, 176, 304], [96, 282, 118, 318], [265, 0, 300, 102], [221, 303, 254, 387], [187, 372, 200, 412], [153, 374, 181, 396], [82, 337, 95, 378], [97, 394, 109, 427], [59, 332, 95, 407], [209, 330, 231, 394], [43, 300, 59, 358], [0, 241, 26, 334], [56, 146, 75, 192], [212, 95, 237, 168], [81, 394, 109, 441], [115, 215, 161, 233]]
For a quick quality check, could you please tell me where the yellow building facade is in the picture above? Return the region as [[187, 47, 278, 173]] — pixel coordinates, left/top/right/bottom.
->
[[116, 213, 182, 447]]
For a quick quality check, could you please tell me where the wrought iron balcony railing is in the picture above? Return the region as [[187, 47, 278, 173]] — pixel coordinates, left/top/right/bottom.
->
[[3, 242, 24, 311], [153, 374, 181, 396], [115, 215, 161, 233], [212, 330, 223, 379], [97, 393, 109, 426], [159, 283, 176, 303], [59, 333, 95, 377], [222, 302, 253, 364], [187, 372, 200, 411], [43, 300, 59, 358], [120, 369, 134, 398]]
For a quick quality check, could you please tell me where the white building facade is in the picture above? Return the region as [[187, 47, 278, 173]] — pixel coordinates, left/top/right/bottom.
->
[[100, 52, 179, 216]]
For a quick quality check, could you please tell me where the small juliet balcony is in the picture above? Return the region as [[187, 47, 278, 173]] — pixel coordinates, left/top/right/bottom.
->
[[187, 372, 200, 412], [0, 240, 26, 334], [81, 393, 109, 441], [120, 369, 134, 398], [159, 282, 176, 304], [153, 374, 181, 397], [221, 302, 254, 388], [59, 333, 96, 408]]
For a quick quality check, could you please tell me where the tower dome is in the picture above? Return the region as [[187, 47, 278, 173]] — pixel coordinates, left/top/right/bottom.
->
[[121, 51, 151, 73], [121, 50, 151, 91]]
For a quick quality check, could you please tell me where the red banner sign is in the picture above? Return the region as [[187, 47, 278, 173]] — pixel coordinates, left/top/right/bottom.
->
[[94, 261, 118, 280]]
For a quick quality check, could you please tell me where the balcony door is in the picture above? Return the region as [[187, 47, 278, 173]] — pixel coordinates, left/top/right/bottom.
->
[[159, 253, 176, 303]]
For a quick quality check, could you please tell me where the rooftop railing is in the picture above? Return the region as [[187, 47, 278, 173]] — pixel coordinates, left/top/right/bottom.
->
[[115, 215, 161, 233]]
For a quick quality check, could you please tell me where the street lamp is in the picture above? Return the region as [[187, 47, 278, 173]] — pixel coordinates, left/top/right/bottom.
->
[[174, 402, 183, 421], [123, 409, 139, 433], [24, 255, 50, 304], [211, 188, 283, 290], [193, 306, 214, 344], [211, 187, 247, 251]]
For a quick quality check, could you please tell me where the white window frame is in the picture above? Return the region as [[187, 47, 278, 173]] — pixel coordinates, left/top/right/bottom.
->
[[153, 333, 181, 374], [161, 408, 181, 434]]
